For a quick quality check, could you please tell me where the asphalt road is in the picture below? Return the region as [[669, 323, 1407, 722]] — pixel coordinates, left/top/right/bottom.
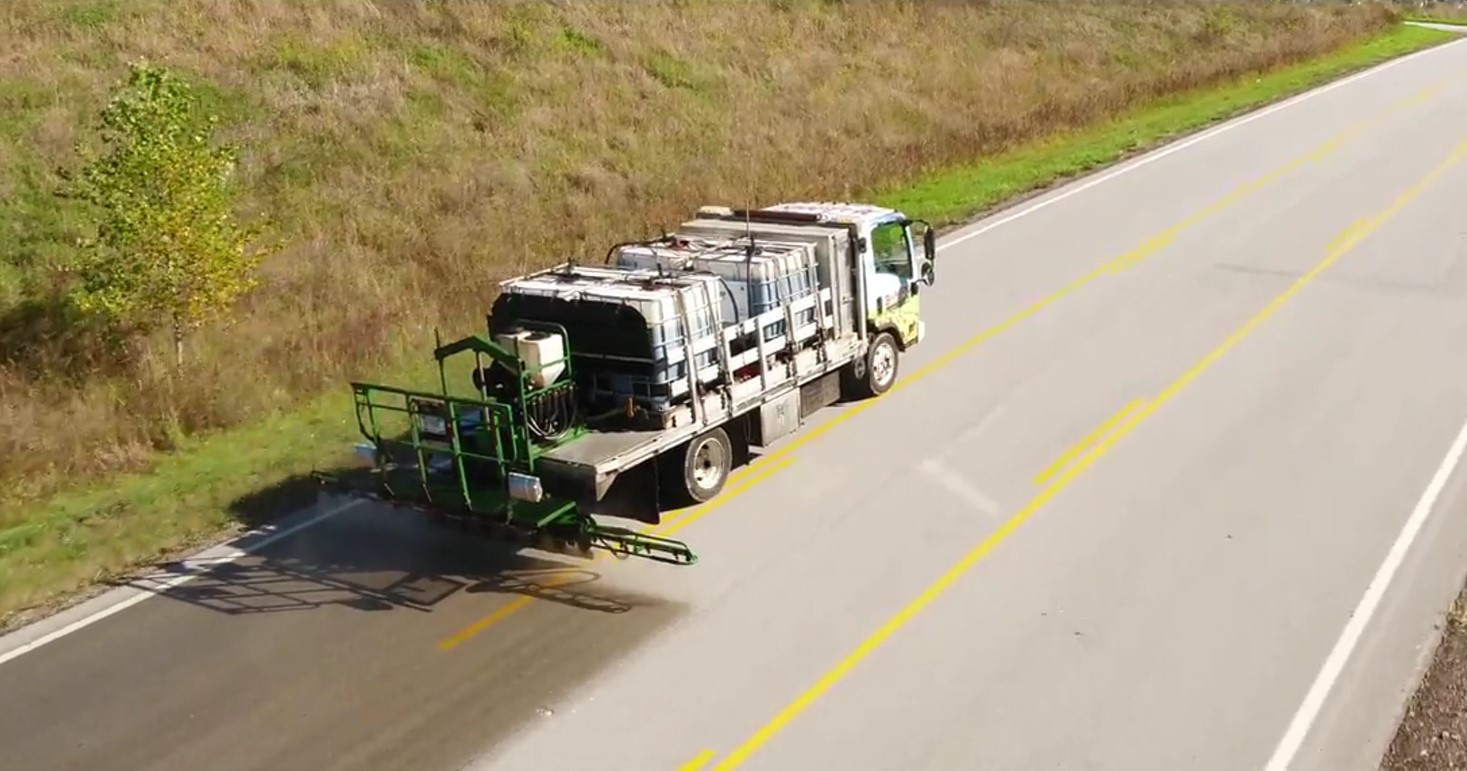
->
[[6, 30, 1467, 771]]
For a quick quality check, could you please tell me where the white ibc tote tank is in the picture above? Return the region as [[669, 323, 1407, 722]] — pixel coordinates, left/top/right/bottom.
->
[[495, 328, 567, 389]]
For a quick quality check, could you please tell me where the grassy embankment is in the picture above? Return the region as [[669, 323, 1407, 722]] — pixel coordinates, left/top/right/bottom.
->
[[0, 1, 1456, 627]]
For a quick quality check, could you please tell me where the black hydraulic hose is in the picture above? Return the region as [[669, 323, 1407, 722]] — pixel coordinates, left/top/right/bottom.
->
[[526, 386, 577, 444]]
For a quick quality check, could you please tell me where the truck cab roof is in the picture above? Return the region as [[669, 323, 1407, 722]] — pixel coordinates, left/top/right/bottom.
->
[[696, 201, 905, 229]]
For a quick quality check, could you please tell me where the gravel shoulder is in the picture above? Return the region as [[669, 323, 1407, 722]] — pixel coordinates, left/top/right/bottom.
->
[[1381, 594, 1467, 770]]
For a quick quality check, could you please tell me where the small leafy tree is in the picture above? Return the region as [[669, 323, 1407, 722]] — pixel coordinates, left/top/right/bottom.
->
[[61, 59, 265, 367]]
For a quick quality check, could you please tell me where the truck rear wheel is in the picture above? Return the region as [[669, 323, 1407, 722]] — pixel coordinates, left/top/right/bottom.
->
[[667, 427, 732, 506], [843, 331, 899, 400]]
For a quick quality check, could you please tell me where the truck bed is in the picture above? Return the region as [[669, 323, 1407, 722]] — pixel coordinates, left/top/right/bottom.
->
[[541, 429, 671, 469]]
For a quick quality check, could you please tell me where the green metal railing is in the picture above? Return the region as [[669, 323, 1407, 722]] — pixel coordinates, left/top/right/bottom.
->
[[314, 330, 697, 566]]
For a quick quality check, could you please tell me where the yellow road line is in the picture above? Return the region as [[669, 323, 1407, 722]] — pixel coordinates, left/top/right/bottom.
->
[[437, 455, 789, 650], [439, 595, 535, 651], [886, 85, 1435, 397], [1034, 399, 1147, 486], [441, 81, 1442, 655], [649, 454, 787, 533], [690, 91, 1383, 489], [704, 138, 1467, 771], [677, 749, 717, 771], [1100, 82, 1438, 274], [650, 457, 797, 539]]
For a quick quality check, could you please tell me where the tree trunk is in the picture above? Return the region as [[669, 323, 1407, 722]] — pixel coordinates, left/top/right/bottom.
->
[[172, 318, 185, 369]]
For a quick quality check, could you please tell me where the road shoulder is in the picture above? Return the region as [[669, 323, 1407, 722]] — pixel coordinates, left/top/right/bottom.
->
[[1381, 594, 1467, 768]]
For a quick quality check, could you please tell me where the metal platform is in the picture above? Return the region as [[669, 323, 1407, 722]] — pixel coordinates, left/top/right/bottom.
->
[[540, 426, 697, 475]]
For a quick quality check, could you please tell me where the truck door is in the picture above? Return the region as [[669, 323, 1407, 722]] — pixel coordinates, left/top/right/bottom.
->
[[868, 218, 912, 303], [865, 217, 922, 346]]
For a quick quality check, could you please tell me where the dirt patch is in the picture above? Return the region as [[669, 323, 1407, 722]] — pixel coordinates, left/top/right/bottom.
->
[[1381, 595, 1467, 770]]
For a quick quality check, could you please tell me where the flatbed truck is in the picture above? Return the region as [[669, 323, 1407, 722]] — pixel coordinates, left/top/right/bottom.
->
[[314, 201, 938, 564]]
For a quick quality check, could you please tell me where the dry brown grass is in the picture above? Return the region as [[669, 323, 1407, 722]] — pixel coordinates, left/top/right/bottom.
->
[[0, 0, 1399, 509]]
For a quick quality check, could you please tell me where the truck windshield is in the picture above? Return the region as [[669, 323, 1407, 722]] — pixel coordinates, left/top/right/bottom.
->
[[870, 220, 913, 281]]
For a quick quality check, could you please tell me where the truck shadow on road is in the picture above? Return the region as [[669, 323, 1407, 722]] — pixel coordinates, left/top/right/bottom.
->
[[59, 468, 693, 771], [110, 466, 666, 619]]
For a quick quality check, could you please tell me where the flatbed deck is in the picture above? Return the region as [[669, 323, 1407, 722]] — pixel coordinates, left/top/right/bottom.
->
[[541, 429, 674, 470]]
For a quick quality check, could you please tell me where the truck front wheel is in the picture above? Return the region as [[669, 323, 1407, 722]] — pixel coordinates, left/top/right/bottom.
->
[[666, 426, 733, 506], [843, 331, 899, 400]]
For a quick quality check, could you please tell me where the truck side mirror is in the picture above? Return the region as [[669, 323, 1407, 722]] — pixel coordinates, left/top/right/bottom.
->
[[898, 216, 937, 287], [922, 226, 937, 285]]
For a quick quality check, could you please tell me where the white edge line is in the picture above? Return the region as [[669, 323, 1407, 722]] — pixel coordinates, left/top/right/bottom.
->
[[933, 32, 1467, 255], [0, 497, 365, 667], [1, 27, 1461, 669], [1262, 414, 1467, 771]]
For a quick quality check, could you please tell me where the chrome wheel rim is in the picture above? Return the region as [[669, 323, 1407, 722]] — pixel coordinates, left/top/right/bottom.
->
[[692, 438, 726, 490], [872, 343, 896, 388]]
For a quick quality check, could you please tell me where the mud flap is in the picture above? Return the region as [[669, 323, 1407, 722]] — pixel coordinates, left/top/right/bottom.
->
[[539, 460, 664, 525], [589, 461, 663, 524]]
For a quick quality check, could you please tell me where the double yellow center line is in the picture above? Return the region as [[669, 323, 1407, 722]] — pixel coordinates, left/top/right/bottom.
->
[[1035, 398, 1146, 486], [699, 134, 1467, 770]]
